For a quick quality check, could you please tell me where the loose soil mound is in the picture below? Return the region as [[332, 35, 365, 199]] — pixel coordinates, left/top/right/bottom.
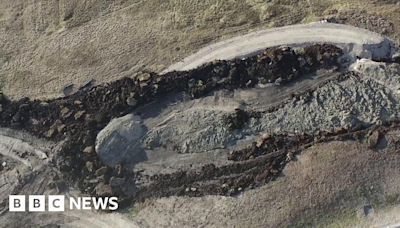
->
[[0, 44, 342, 204]]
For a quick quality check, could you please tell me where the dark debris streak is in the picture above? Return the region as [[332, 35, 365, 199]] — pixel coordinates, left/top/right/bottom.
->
[[0, 44, 344, 206]]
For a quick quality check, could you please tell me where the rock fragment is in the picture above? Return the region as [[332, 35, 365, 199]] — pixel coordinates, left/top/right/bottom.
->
[[368, 130, 382, 149], [83, 146, 95, 154]]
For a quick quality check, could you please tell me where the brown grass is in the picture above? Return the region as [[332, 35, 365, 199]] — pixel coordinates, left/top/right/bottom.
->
[[0, 0, 399, 99]]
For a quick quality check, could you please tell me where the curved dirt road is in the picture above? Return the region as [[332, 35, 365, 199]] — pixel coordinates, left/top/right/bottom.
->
[[164, 22, 394, 73]]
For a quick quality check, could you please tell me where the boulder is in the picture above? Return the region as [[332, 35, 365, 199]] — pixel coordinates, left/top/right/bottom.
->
[[368, 130, 382, 149], [86, 161, 94, 172], [95, 114, 147, 166], [83, 146, 95, 154]]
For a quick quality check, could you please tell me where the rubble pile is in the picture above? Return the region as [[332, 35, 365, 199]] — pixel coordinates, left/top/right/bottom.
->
[[224, 108, 251, 130], [135, 155, 287, 199], [0, 44, 343, 203], [228, 134, 314, 162], [134, 121, 400, 201]]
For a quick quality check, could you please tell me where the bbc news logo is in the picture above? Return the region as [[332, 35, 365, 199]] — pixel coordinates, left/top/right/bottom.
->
[[9, 195, 118, 212]]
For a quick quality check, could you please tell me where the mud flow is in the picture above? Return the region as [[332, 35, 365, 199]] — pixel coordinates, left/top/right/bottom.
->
[[1, 43, 398, 207]]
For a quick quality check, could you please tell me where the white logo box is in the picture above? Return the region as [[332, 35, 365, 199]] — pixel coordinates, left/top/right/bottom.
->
[[9, 195, 65, 212]]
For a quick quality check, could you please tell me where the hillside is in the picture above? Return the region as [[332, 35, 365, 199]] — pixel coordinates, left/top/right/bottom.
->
[[0, 0, 399, 99]]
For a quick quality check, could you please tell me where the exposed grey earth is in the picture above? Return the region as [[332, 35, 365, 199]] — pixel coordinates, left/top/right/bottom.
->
[[1, 22, 400, 227]]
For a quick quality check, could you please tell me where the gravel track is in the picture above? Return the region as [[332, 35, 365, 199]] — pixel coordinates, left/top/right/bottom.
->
[[164, 22, 395, 73]]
